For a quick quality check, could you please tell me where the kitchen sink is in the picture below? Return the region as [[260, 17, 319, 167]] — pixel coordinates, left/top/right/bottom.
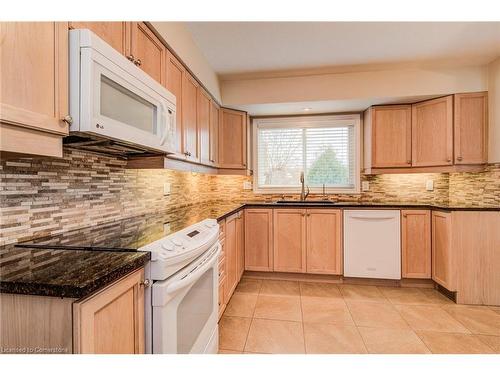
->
[[275, 200, 339, 205]]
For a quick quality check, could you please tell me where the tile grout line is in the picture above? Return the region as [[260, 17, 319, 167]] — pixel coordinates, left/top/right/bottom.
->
[[343, 294, 369, 354], [299, 282, 307, 354], [241, 279, 262, 353]]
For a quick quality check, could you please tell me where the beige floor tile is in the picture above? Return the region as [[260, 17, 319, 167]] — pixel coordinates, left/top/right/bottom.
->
[[235, 278, 262, 294], [245, 319, 305, 354], [476, 335, 500, 353], [339, 284, 388, 303], [358, 327, 430, 354], [379, 287, 449, 305], [303, 322, 367, 354], [260, 279, 300, 296], [218, 349, 242, 354], [301, 296, 354, 325], [394, 305, 470, 333], [347, 300, 409, 329], [419, 288, 454, 305], [224, 293, 258, 318], [300, 282, 342, 298], [416, 331, 494, 354], [441, 305, 500, 336], [254, 294, 302, 321], [219, 316, 252, 351]]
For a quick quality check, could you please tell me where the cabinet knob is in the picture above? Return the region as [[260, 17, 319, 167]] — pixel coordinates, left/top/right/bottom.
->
[[134, 58, 142, 67], [62, 115, 73, 125], [457, 156, 463, 161], [126, 54, 135, 62], [447, 158, 452, 163], [140, 279, 151, 288], [403, 213, 407, 218], [406, 160, 411, 164]]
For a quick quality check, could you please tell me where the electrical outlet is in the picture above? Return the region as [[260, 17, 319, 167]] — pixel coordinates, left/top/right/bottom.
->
[[362, 181, 370, 191], [243, 181, 253, 190], [163, 182, 171, 195], [426, 180, 434, 191], [163, 222, 171, 235]]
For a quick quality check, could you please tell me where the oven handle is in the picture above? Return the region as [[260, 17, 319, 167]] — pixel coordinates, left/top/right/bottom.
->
[[164, 243, 221, 294]]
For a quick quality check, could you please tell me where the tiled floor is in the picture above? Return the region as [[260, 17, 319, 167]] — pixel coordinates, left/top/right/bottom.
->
[[218, 278, 500, 354]]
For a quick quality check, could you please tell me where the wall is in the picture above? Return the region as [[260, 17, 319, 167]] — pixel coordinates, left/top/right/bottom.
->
[[488, 57, 500, 162], [151, 22, 222, 102], [1, 149, 498, 246], [221, 65, 488, 106]]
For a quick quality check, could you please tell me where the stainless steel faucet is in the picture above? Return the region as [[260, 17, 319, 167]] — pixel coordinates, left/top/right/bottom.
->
[[300, 171, 310, 201]]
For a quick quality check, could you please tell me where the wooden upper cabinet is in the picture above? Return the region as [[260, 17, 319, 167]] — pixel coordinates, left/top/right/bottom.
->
[[411, 96, 454, 167], [165, 51, 185, 155], [244, 209, 273, 271], [219, 108, 247, 169], [306, 209, 342, 275], [209, 101, 220, 165], [401, 210, 431, 279], [454, 92, 488, 165], [197, 87, 212, 165], [129, 22, 166, 85], [368, 105, 412, 168], [69, 22, 128, 55], [73, 269, 145, 354], [431, 211, 455, 291], [273, 209, 306, 273], [0, 22, 69, 136], [182, 72, 199, 162]]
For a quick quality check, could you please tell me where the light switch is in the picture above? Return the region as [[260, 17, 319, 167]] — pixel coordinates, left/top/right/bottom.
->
[[426, 180, 434, 191], [163, 182, 171, 195], [362, 181, 370, 191]]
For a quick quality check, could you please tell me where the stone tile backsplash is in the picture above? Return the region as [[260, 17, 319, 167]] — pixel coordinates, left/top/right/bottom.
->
[[0, 149, 498, 245]]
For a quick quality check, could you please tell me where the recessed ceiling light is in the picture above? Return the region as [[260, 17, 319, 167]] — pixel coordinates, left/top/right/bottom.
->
[[302, 107, 312, 111]]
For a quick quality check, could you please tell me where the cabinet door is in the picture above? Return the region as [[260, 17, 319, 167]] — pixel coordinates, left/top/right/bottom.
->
[[73, 269, 145, 354], [245, 209, 273, 271], [371, 105, 412, 167], [236, 211, 245, 281], [224, 215, 238, 299], [165, 50, 185, 155], [431, 211, 455, 290], [209, 101, 220, 165], [129, 22, 166, 85], [454, 92, 488, 165], [411, 96, 453, 166], [197, 87, 211, 165], [219, 108, 247, 169], [218, 274, 227, 320], [306, 209, 342, 275], [401, 210, 431, 279], [0, 22, 69, 136], [182, 72, 199, 162], [273, 209, 306, 273], [69, 22, 128, 55]]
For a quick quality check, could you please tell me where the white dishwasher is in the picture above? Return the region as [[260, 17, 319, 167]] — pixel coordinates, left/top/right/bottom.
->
[[343, 210, 401, 280]]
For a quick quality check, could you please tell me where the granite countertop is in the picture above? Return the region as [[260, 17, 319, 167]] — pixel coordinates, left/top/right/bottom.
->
[[0, 246, 150, 298]]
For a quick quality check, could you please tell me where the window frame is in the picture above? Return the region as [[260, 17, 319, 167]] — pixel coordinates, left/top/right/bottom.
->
[[252, 114, 361, 194]]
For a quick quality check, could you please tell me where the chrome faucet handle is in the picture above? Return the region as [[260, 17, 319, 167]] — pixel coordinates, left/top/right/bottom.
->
[[305, 186, 310, 199]]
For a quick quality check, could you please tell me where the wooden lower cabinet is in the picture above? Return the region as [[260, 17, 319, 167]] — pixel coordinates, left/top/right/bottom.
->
[[224, 213, 239, 300], [273, 209, 307, 273], [236, 211, 245, 280], [306, 209, 342, 275], [0, 268, 145, 354], [244, 209, 273, 271], [401, 210, 431, 278], [73, 269, 145, 354], [431, 211, 455, 291]]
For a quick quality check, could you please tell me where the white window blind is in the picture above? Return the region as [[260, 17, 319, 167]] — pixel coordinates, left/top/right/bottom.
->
[[255, 115, 359, 193]]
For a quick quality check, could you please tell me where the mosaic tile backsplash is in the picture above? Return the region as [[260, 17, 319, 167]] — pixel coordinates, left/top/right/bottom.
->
[[1, 149, 499, 245]]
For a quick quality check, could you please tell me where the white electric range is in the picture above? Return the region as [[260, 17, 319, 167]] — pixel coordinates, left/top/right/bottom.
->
[[140, 218, 221, 354]]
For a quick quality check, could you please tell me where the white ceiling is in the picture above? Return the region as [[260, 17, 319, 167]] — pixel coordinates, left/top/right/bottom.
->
[[186, 22, 500, 76]]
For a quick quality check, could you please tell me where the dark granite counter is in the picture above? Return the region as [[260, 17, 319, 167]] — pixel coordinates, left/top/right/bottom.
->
[[0, 246, 150, 298]]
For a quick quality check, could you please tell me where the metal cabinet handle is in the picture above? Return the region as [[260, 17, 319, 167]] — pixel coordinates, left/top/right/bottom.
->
[[406, 160, 411, 164], [62, 115, 73, 125], [140, 279, 151, 288], [457, 156, 463, 161], [134, 58, 142, 67]]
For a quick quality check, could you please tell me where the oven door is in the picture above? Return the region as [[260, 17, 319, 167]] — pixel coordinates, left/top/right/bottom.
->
[[75, 45, 176, 153], [152, 243, 220, 354]]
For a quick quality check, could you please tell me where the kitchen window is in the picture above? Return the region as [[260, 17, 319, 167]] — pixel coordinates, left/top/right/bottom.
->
[[253, 114, 361, 194]]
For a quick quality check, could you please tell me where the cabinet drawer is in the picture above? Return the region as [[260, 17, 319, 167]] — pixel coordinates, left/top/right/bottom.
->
[[218, 256, 226, 279], [218, 275, 227, 319], [218, 220, 226, 239]]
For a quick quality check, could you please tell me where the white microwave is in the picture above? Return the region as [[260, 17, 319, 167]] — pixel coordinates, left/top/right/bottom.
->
[[68, 29, 176, 155]]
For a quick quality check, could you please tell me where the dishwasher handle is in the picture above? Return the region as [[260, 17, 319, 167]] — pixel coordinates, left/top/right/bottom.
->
[[349, 215, 397, 220]]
